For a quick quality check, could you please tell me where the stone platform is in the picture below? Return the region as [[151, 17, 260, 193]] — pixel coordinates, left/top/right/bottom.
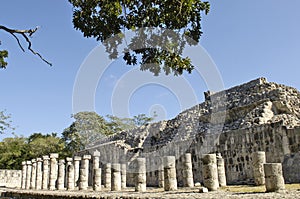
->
[[1, 186, 300, 199]]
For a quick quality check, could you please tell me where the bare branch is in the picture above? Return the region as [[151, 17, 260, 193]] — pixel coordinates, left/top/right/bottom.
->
[[0, 25, 52, 66]]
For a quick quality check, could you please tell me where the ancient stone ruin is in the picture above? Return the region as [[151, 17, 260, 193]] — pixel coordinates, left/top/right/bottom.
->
[[83, 77, 300, 185], [9, 77, 300, 195]]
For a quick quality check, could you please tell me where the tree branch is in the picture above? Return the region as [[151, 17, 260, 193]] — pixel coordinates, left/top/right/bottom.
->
[[0, 25, 52, 66]]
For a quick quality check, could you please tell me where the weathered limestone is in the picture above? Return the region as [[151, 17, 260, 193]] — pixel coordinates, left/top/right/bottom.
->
[[104, 163, 111, 188], [158, 164, 164, 188], [92, 151, 100, 186], [93, 168, 101, 191], [111, 163, 121, 191], [73, 156, 81, 187], [182, 153, 194, 187], [264, 163, 285, 192], [252, 151, 266, 185], [163, 156, 177, 191], [21, 161, 27, 189], [216, 153, 227, 187], [57, 159, 65, 190], [35, 158, 42, 190], [49, 153, 59, 190], [67, 164, 75, 190], [65, 157, 73, 188], [79, 155, 91, 190], [202, 154, 218, 191], [134, 158, 146, 192], [30, 159, 37, 189], [79, 168, 88, 190], [25, 161, 32, 190], [93, 150, 100, 169], [42, 155, 50, 190], [121, 163, 127, 188]]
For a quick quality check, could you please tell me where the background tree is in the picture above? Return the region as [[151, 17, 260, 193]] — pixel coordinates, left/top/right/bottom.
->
[[0, 110, 14, 134], [69, 0, 210, 75], [0, 137, 28, 170], [62, 111, 113, 154], [27, 133, 66, 159], [0, 25, 51, 68]]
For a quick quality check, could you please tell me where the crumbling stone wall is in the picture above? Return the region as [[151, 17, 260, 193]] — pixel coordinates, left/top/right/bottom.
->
[[0, 169, 21, 187]]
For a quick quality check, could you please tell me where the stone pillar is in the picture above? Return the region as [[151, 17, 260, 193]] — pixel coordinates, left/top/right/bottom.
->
[[35, 158, 43, 190], [49, 153, 59, 190], [121, 163, 127, 189], [67, 164, 75, 190], [57, 159, 65, 190], [163, 156, 177, 191], [21, 161, 27, 189], [79, 168, 88, 190], [25, 161, 32, 190], [92, 150, 100, 186], [104, 163, 111, 188], [93, 168, 101, 191], [183, 153, 194, 187], [252, 151, 266, 185], [42, 155, 50, 190], [30, 159, 37, 189], [73, 156, 81, 187], [202, 154, 218, 191], [264, 163, 285, 192], [65, 157, 73, 188], [216, 153, 227, 187], [111, 163, 121, 191], [134, 158, 146, 192], [79, 155, 91, 190], [158, 164, 164, 188]]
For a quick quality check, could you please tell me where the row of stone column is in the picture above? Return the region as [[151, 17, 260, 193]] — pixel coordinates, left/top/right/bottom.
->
[[21, 152, 227, 192], [21, 152, 100, 191], [252, 151, 285, 192]]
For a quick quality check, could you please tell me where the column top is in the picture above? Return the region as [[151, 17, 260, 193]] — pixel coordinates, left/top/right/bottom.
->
[[50, 153, 59, 159], [74, 156, 82, 161], [58, 159, 65, 164], [22, 161, 27, 165], [26, 161, 32, 165], [36, 158, 42, 162], [93, 150, 100, 157], [31, 159, 36, 163], [83, 155, 92, 160], [43, 155, 50, 160], [66, 157, 73, 162]]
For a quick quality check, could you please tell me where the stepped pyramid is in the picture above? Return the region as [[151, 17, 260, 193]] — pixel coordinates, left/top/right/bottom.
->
[[82, 77, 300, 185]]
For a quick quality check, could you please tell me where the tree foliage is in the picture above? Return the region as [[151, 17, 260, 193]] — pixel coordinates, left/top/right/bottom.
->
[[0, 133, 65, 170], [69, 0, 210, 76]]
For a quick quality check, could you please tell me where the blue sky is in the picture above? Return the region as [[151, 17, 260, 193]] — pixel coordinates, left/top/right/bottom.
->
[[0, 0, 300, 139]]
